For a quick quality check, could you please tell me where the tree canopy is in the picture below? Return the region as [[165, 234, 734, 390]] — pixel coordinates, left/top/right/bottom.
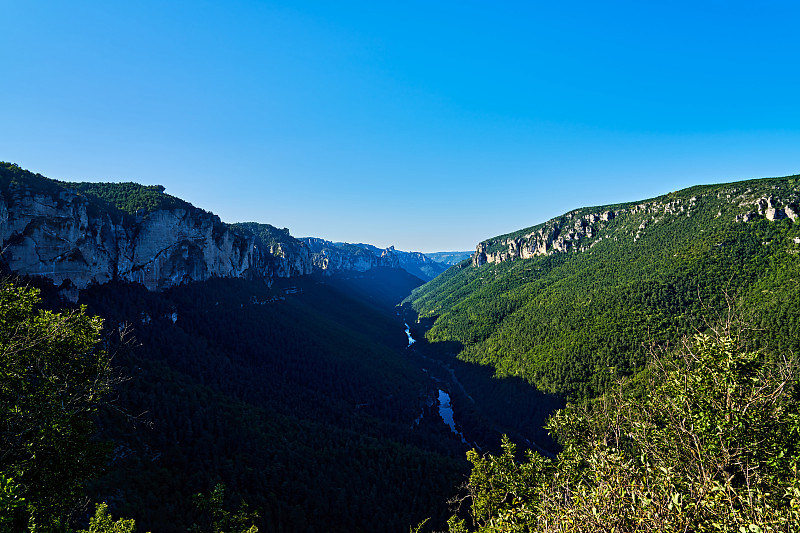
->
[[448, 326, 800, 532], [0, 282, 113, 531]]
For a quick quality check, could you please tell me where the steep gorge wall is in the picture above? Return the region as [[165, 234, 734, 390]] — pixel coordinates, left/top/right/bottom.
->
[[472, 183, 800, 267], [0, 170, 441, 296], [0, 183, 284, 294], [301, 238, 400, 272]]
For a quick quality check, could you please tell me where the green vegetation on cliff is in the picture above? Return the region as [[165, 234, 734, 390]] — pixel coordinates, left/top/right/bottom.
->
[[407, 175, 800, 399], [0, 162, 67, 197], [0, 162, 202, 222], [70, 181, 191, 216], [231, 222, 295, 249]]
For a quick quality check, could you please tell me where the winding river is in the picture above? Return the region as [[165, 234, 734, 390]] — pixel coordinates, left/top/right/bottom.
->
[[438, 389, 468, 444], [404, 323, 416, 347], [404, 323, 468, 443]]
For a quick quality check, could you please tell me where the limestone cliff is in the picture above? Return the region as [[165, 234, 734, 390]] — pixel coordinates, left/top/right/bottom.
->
[[300, 239, 447, 280], [473, 178, 800, 267], [0, 182, 128, 290], [0, 163, 444, 296], [230, 222, 313, 278], [391, 247, 447, 280], [0, 164, 279, 295], [301, 238, 389, 272]]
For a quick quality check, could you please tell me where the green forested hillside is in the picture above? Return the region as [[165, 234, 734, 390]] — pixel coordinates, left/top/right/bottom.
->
[[230, 222, 297, 249], [90, 275, 468, 532], [18, 269, 468, 533], [407, 175, 800, 400], [70, 181, 192, 216]]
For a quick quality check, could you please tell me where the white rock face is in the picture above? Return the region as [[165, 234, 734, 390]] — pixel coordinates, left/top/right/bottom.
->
[[0, 189, 127, 289], [0, 178, 422, 294], [0, 185, 275, 293], [268, 240, 313, 278], [299, 238, 442, 278], [120, 208, 258, 291], [472, 186, 800, 268], [473, 210, 617, 266], [302, 237, 381, 273], [0, 169, 440, 290]]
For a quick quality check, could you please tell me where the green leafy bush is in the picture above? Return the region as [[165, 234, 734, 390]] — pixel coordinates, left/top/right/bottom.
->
[[449, 327, 800, 532], [0, 282, 113, 531]]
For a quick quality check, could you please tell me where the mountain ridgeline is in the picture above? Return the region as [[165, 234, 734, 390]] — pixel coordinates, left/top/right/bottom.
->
[[423, 251, 473, 266], [0, 162, 448, 299], [300, 238, 448, 281], [407, 175, 800, 399]]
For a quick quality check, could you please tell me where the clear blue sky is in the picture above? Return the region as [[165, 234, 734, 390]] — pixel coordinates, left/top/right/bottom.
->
[[3, 1, 799, 252]]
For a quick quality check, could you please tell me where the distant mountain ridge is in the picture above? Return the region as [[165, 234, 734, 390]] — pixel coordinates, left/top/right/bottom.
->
[[0, 163, 448, 296], [407, 174, 800, 399], [300, 238, 448, 281], [424, 251, 473, 265]]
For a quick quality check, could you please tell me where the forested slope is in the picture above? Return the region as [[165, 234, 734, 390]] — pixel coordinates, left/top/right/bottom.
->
[[69, 181, 192, 217], [28, 269, 468, 532], [407, 175, 800, 399]]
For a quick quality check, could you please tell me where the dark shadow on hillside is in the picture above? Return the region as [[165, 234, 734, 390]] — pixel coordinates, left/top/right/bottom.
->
[[316, 267, 426, 312], [400, 304, 564, 458], [55, 277, 471, 533]]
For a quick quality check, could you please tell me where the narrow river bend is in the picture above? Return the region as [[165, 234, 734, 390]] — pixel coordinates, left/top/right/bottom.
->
[[404, 323, 468, 444]]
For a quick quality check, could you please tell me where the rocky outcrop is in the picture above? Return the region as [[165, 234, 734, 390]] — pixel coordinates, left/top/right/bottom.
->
[[473, 210, 616, 266], [473, 182, 800, 268], [735, 196, 799, 223], [384, 247, 447, 280], [227, 222, 314, 279], [0, 184, 269, 293], [268, 241, 313, 278], [0, 166, 447, 294], [302, 238, 391, 272], [0, 187, 126, 289], [755, 196, 797, 221], [300, 239, 446, 280], [262, 237, 313, 278], [123, 208, 259, 290]]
